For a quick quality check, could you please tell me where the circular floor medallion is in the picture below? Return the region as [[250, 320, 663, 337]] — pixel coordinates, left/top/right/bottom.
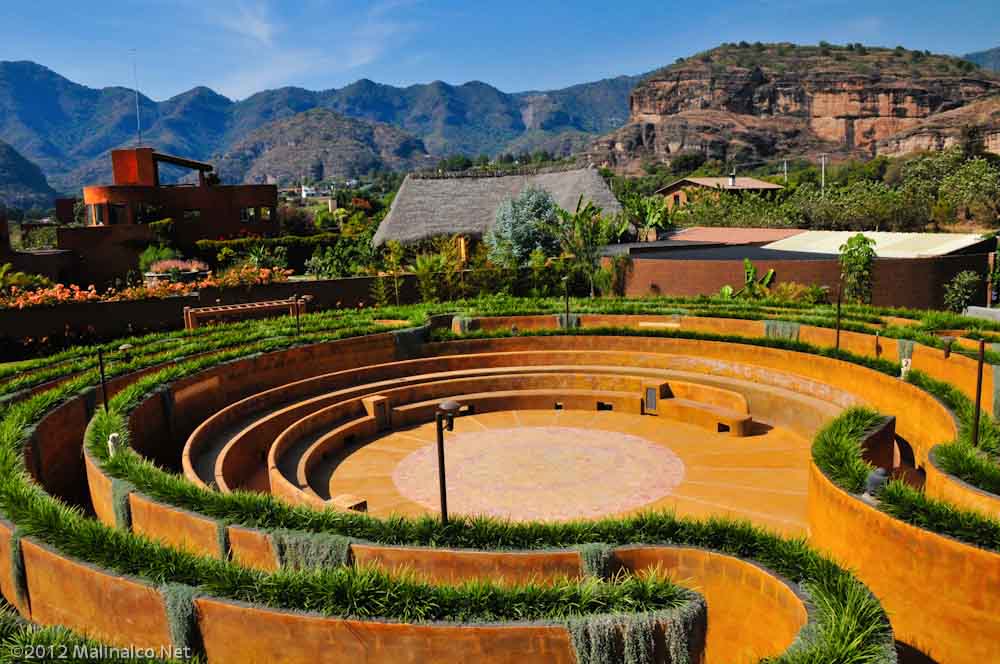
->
[[391, 426, 685, 521]]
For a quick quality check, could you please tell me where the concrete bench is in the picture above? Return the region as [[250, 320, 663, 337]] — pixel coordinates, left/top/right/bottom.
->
[[183, 297, 308, 330]]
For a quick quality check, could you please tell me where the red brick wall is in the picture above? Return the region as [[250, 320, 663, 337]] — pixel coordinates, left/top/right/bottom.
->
[[625, 253, 990, 309]]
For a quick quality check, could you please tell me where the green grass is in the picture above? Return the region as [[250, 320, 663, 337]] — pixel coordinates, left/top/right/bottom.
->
[[811, 408, 885, 494]]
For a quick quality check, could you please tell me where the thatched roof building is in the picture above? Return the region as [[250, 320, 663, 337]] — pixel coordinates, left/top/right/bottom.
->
[[372, 167, 622, 246]]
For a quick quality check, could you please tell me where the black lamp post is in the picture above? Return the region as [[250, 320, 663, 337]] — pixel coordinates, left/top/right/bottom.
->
[[973, 339, 985, 448], [562, 275, 570, 327], [294, 294, 301, 337], [435, 400, 462, 524], [97, 348, 109, 413]]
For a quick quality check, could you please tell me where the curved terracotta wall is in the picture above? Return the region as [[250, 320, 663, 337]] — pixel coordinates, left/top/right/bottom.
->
[[194, 597, 581, 664], [808, 462, 1000, 664], [925, 449, 1000, 517], [614, 546, 807, 664], [19, 538, 173, 650]]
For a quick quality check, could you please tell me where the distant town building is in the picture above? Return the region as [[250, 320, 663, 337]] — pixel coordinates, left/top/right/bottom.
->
[[82, 148, 277, 245], [301, 185, 318, 199], [657, 175, 784, 210]]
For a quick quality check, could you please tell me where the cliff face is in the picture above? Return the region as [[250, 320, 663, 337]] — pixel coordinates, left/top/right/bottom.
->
[[588, 44, 1000, 173], [876, 95, 1000, 156]]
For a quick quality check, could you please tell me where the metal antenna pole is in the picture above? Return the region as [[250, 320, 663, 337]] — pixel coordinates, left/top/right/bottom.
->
[[130, 49, 142, 147]]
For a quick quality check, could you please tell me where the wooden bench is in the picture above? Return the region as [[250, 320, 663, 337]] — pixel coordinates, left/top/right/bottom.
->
[[184, 297, 308, 330]]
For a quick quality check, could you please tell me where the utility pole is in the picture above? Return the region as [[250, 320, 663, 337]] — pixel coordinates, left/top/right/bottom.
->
[[130, 49, 142, 147], [819, 154, 827, 195], [783, 159, 788, 184]]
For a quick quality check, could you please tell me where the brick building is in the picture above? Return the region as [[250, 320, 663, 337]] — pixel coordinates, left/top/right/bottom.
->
[[82, 148, 277, 245]]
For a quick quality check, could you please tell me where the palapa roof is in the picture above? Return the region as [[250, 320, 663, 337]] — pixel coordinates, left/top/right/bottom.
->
[[373, 167, 622, 246]]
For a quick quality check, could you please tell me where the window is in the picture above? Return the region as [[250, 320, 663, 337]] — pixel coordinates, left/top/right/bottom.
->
[[672, 194, 682, 207], [240, 207, 257, 223], [260, 207, 274, 221], [183, 209, 201, 222], [108, 204, 127, 225]]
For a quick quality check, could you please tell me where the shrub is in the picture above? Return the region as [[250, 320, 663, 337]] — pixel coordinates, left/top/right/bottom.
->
[[943, 271, 981, 313], [485, 186, 561, 267], [139, 245, 179, 273], [148, 259, 209, 274], [769, 282, 829, 304], [839, 233, 876, 304], [0, 263, 51, 293]]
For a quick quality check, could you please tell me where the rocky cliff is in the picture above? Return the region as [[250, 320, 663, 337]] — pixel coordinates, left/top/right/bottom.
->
[[588, 43, 1000, 173], [876, 95, 1000, 156]]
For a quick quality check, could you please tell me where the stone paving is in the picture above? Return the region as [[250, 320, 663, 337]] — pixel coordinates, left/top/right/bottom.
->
[[393, 426, 686, 521], [325, 409, 812, 535]]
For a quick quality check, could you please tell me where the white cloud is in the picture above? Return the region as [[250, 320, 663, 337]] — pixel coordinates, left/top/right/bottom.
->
[[215, 2, 278, 46], [210, 1, 419, 98]]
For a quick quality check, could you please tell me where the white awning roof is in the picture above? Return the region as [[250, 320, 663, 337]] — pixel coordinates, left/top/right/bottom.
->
[[762, 231, 989, 258]]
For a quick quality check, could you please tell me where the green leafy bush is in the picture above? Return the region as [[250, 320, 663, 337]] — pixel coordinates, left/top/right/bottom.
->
[[943, 270, 981, 313], [485, 186, 560, 267], [138, 245, 179, 273]]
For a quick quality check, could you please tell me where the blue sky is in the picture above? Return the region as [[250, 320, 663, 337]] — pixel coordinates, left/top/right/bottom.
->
[[2, 1, 998, 101]]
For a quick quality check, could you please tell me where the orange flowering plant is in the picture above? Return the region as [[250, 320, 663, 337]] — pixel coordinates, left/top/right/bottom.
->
[[0, 266, 291, 309]]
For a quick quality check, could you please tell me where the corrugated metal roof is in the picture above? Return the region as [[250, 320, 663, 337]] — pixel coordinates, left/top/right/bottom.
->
[[762, 231, 991, 258]]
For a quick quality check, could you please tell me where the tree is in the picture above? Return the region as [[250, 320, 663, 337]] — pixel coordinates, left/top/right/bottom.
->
[[939, 158, 1000, 225], [943, 271, 981, 313], [314, 207, 348, 231], [549, 196, 614, 298], [839, 233, 877, 304], [72, 200, 88, 226], [484, 186, 560, 267]]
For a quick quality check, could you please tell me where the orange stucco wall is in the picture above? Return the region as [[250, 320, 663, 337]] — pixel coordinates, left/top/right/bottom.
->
[[19, 538, 173, 650], [615, 546, 807, 664], [808, 462, 1000, 664], [194, 597, 580, 664]]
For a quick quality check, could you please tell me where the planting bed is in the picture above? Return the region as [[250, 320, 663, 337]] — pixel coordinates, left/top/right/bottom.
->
[[6, 297, 1000, 663]]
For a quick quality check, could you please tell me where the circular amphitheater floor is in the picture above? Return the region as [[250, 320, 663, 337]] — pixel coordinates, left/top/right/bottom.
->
[[321, 410, 811, 534]]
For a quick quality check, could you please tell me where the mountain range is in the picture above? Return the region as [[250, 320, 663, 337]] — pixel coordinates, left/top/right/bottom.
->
[[0, 60, 640, 194], [1, 41, 1000, 207], [965, 47, 1000, 72]]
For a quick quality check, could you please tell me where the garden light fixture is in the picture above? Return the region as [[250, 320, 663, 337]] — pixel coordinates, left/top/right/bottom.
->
[[435, 399, 462, 524]]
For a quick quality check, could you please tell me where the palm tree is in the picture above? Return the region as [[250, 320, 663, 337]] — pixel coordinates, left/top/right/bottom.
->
[[550, 197, 613, 298]]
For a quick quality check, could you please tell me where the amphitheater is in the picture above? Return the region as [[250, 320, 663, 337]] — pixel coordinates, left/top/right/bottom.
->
[[1, 301, 999, 664]]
